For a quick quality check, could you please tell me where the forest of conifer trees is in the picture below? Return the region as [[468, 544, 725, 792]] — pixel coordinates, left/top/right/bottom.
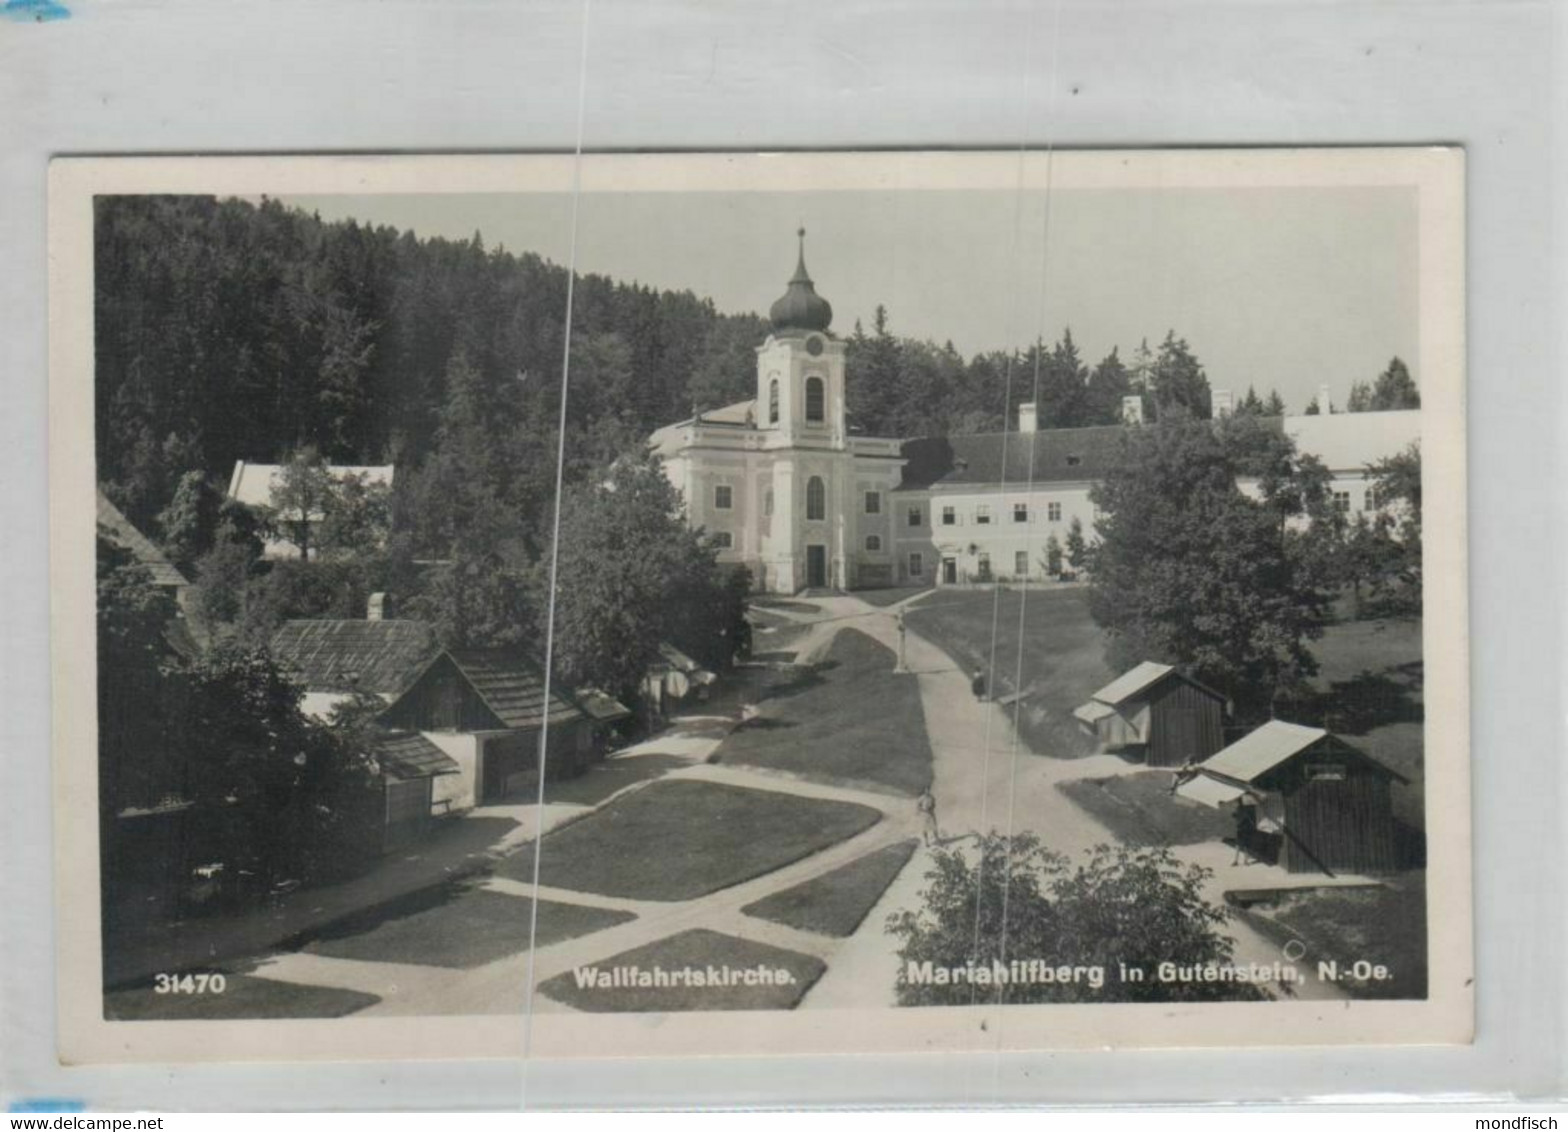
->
[[93, 193, 1267, 558]]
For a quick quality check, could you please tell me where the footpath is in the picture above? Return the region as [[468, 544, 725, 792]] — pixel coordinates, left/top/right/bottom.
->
[[800, 591, 1349, 1007]]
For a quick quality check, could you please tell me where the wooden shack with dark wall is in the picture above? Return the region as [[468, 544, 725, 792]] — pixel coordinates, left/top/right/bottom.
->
[[379, 647, 594, 805], [1073, 661, 1229, 768], [271, 615, 604, 813], [1178, 720, 1405, 874]]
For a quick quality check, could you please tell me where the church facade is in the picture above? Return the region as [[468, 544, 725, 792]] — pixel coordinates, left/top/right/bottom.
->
[[649, 233, 906, 593], [650, 238, 1420, 595]]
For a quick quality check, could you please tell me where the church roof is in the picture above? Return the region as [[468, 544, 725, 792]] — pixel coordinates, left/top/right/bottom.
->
[[699, 399, 757, 425], [768, 229, 833, 334]]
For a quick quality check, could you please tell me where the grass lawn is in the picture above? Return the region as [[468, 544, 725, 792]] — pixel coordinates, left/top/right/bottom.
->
[[1235, 875, 1427, 999], [741, 839, 917, 937], [718, 628, 933, 796], [105, 973, 379, 1020], [537, 928, 825, 1012], [853, 586, 933, 609], [906, 587, 1114, 758], [1056, 771, 1233, 847], [907, 591, 1424, 823], [298, 882, 634, 968], [493, 779, 882, 901], [542, 754, 689, 807], [749, 617, 814, 662]]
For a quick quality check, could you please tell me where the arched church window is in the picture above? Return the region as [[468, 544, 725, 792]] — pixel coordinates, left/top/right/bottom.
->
[[768, 379, 780, 425], [805, 376, 825, 423], [806, 476, 826, 521]]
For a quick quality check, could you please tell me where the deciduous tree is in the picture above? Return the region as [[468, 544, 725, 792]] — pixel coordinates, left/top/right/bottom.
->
[[886, 834, 1262, 1005], [1087, 419, 1330, 716]]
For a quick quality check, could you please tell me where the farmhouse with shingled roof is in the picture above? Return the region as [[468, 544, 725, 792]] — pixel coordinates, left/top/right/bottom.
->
[[269, 599, 620, 813]]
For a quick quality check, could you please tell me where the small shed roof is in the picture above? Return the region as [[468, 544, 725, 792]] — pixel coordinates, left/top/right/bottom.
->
[[1072, 700, 1118, 725], [96, 489, 189, 588], [1089, 661, 1175, 707], [446, 648, 584, 730], [1088, 660, 1227, 709], [376, 732, 461, 780], [270, 620, 440, 697], [1202, 720, 1329, 783], [575, 687, 633, 724], [1176, 772, 1248, 810]]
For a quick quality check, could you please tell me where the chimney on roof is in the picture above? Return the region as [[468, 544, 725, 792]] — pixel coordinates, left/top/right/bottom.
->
[[1121, 395, 1145, 426], [367, 592, 390, 622], [1318, 383, 1334, 414], [1018, 402, 1038, 434], [1213, 389, 1234, 417]]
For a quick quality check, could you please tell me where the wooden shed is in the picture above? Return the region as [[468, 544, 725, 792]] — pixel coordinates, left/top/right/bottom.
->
[[375, 731, 462, 851], [381, 647, 595, 805], [1073, 661, 1229, 767], [1177, 720, 1406, 874]]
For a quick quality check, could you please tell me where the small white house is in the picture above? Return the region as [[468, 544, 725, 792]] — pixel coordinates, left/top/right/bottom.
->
[[226, 460, 394, 559]]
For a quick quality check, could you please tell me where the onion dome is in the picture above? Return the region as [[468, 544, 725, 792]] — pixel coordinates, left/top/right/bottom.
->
[[768, 228, 833, 334]]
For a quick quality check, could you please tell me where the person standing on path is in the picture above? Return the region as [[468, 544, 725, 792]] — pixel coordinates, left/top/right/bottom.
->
[[1231, 792, 1260, 866], [917, 787, 940, 847], [970, 665, 987, 702]]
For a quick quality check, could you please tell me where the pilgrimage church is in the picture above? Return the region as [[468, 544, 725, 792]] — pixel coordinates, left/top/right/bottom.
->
[[649, 235, 1421, 595]]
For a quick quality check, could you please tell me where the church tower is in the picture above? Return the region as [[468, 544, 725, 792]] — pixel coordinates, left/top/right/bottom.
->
[[752, 230, 856, 591], [648, 230, 905, 595], [755, 229, 848, 450]]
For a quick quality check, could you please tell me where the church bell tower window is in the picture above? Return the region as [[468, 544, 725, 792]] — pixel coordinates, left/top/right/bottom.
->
[[805, 377, 825, 423], [768, 379, 780, 425]]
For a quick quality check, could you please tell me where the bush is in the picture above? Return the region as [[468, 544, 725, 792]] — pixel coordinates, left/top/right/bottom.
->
[[886, 833, 1265, 1004]]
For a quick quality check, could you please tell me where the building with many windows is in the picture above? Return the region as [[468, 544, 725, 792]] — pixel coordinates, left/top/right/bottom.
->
[[649, 232, 905, 592], [650, 240, 1420, 594]]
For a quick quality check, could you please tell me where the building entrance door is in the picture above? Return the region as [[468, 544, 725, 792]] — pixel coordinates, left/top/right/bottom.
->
[[942, 557, 957, 585], [806, 545, 827, 589]]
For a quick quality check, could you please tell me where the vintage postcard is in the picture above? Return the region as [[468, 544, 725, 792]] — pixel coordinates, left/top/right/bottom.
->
[[49, 149, 1469, 1064]]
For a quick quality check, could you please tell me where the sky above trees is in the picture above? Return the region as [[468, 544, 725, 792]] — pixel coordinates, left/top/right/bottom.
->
[[281, 184, 1418, 414]]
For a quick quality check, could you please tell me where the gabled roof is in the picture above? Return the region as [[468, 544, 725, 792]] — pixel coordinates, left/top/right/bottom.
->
[[376, 731, 462, 780], [1089, 661, 1176, 707], [1202, 720, 1329, 783], [1281, 411, 1419, 474], [96, 489, 189, 588], [270, 620, 440, 697], [1087, 660, 1227, 709], [896, 426, 1136, 491], [227, 461, 394, 510], [445, 648, 584, 730]]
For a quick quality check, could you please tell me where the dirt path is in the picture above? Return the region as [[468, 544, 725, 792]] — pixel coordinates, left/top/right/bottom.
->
[[797, 591, 1346, 1006], [250, 588, 1342, 1015]]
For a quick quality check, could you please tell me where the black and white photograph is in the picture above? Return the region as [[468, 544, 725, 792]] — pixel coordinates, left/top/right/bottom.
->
[[48, 150, 1470, 1062]]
